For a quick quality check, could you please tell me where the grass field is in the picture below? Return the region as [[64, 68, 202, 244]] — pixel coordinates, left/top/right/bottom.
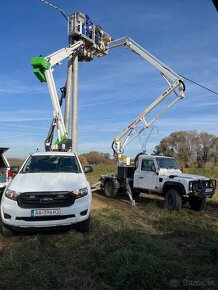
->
[[0, 163, 217, 289]]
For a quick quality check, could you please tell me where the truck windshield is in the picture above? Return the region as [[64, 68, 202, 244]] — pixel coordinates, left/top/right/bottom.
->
[[21, 155, 82, 173], [156, 157, 180, 169]]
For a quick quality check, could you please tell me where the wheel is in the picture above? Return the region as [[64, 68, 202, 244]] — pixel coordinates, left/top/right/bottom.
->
[[1, 225, 14, 237], [104, 179, 118, 198], [164, 188, 182, 211], [77, 216, 92, 233], [188, 197, 206, 211]]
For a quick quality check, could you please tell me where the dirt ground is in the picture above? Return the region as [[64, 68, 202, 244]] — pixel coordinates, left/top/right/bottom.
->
[[92, 191, 124, 209], [92, 190, 163, 211]]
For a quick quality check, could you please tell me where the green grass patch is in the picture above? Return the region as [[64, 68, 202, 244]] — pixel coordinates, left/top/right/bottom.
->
[[184, 167, 218, 179]]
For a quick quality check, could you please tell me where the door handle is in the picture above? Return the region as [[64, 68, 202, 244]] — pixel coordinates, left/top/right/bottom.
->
[[139, 176, 144, 179]]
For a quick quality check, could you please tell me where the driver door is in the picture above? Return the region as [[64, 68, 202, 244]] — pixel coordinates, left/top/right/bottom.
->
[[138, 159, 157, 190]]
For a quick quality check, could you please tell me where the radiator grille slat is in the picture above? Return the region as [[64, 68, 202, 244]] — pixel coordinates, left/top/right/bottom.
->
[[17, 191, 75, 208]]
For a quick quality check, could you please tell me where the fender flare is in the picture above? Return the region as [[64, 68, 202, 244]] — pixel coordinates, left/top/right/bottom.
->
[[162, 181, 186, 195]]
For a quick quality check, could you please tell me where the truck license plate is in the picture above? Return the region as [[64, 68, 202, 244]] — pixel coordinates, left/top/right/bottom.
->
[[31, 209, 60, 217], [205, 188, 213, 193]]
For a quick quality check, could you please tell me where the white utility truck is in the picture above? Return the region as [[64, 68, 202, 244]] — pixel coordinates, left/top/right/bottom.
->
[[100, 155, 216, 211], [98, 38, 216, 210], [1, 12, 110, 236]]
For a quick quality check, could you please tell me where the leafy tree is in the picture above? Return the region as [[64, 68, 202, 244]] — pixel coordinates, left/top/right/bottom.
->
[[153, 130, 217, 168]]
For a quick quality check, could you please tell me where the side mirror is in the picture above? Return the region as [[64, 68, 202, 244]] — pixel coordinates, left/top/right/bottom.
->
[[10, 166, 19, 174], [83, 165, 93, 174]]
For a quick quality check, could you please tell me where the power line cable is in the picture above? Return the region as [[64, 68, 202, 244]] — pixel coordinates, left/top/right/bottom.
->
[[163, 65, 218, 96], [179, 74, 218, 96], [39, 1, 218, 97], [39, 0, 68, 21]]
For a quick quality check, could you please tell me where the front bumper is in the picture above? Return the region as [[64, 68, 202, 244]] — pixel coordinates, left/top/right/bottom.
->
[[189, 179, 216, 198], [1, 195, 91, 229]]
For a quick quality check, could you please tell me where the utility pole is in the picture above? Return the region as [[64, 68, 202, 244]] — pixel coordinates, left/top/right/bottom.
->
[[64, 54, 73, 133], [32, 10, 110, 152], [72, 54, 78, 153]]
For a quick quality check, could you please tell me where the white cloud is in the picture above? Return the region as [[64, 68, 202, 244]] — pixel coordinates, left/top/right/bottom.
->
[[0, 75, 47, 95]]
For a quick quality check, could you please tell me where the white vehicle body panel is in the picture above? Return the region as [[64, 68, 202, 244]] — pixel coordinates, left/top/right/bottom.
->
[[10, 172, 88, 193], [1, 151, 92, 229]]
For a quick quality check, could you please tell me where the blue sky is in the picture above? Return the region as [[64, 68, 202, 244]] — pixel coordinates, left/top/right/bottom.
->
[[0, 0, 217, 158]]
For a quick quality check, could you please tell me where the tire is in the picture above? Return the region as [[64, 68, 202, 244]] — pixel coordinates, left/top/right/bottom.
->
[[164, 188, 182, 211], [104, 179, 118, 198], [188, 197, 206, 211], [77, 216, 92, 233], [1, 225, 14, 237]]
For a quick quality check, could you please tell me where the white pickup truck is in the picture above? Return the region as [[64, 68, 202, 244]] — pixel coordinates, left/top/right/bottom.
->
[[1, 151, 93, 236], [100, 155, 216, 211]]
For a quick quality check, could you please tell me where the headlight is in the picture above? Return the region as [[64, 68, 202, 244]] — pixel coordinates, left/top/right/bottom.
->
[[73, 187, 88, 199], [5, 189, 21, 201], [189, 182, 194, 192]]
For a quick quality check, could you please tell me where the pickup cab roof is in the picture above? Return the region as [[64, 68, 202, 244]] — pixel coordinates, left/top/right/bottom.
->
[[138, 155, 176, 159], [0, 148, 9, 155], [31, 151, 76, 157]]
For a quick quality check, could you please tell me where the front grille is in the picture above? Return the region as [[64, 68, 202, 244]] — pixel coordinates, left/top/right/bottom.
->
[[16, 214, 75, 221], [17, 191, 76, 209], [189, 179, 216, 193]]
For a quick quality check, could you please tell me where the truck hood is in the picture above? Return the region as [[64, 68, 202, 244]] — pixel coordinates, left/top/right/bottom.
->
[[173, 173, 208, 181], [8, 172, 88, 192], [159, 169, 209, 180]]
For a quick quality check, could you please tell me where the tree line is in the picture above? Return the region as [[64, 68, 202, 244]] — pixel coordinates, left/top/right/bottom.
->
[[153, 130, 217, 168], [79, 131, 217, 168], [79, 151, 115, 166]]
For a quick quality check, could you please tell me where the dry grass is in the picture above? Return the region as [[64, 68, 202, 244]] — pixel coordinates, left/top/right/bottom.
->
[[0, 164, 217, 289]]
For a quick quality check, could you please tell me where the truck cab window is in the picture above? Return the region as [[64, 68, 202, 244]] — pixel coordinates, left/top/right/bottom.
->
[[141, 160, 154, 171]]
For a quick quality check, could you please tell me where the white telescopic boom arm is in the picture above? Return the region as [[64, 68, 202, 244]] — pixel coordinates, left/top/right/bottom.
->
[[43, 41, 83, 144], [46, 41, 83, 66], [31, 40, 83, 148], [108, 37, 185, 156]]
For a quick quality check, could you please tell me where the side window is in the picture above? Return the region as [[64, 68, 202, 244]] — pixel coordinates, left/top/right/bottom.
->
[[141, 160, 154, 172]]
